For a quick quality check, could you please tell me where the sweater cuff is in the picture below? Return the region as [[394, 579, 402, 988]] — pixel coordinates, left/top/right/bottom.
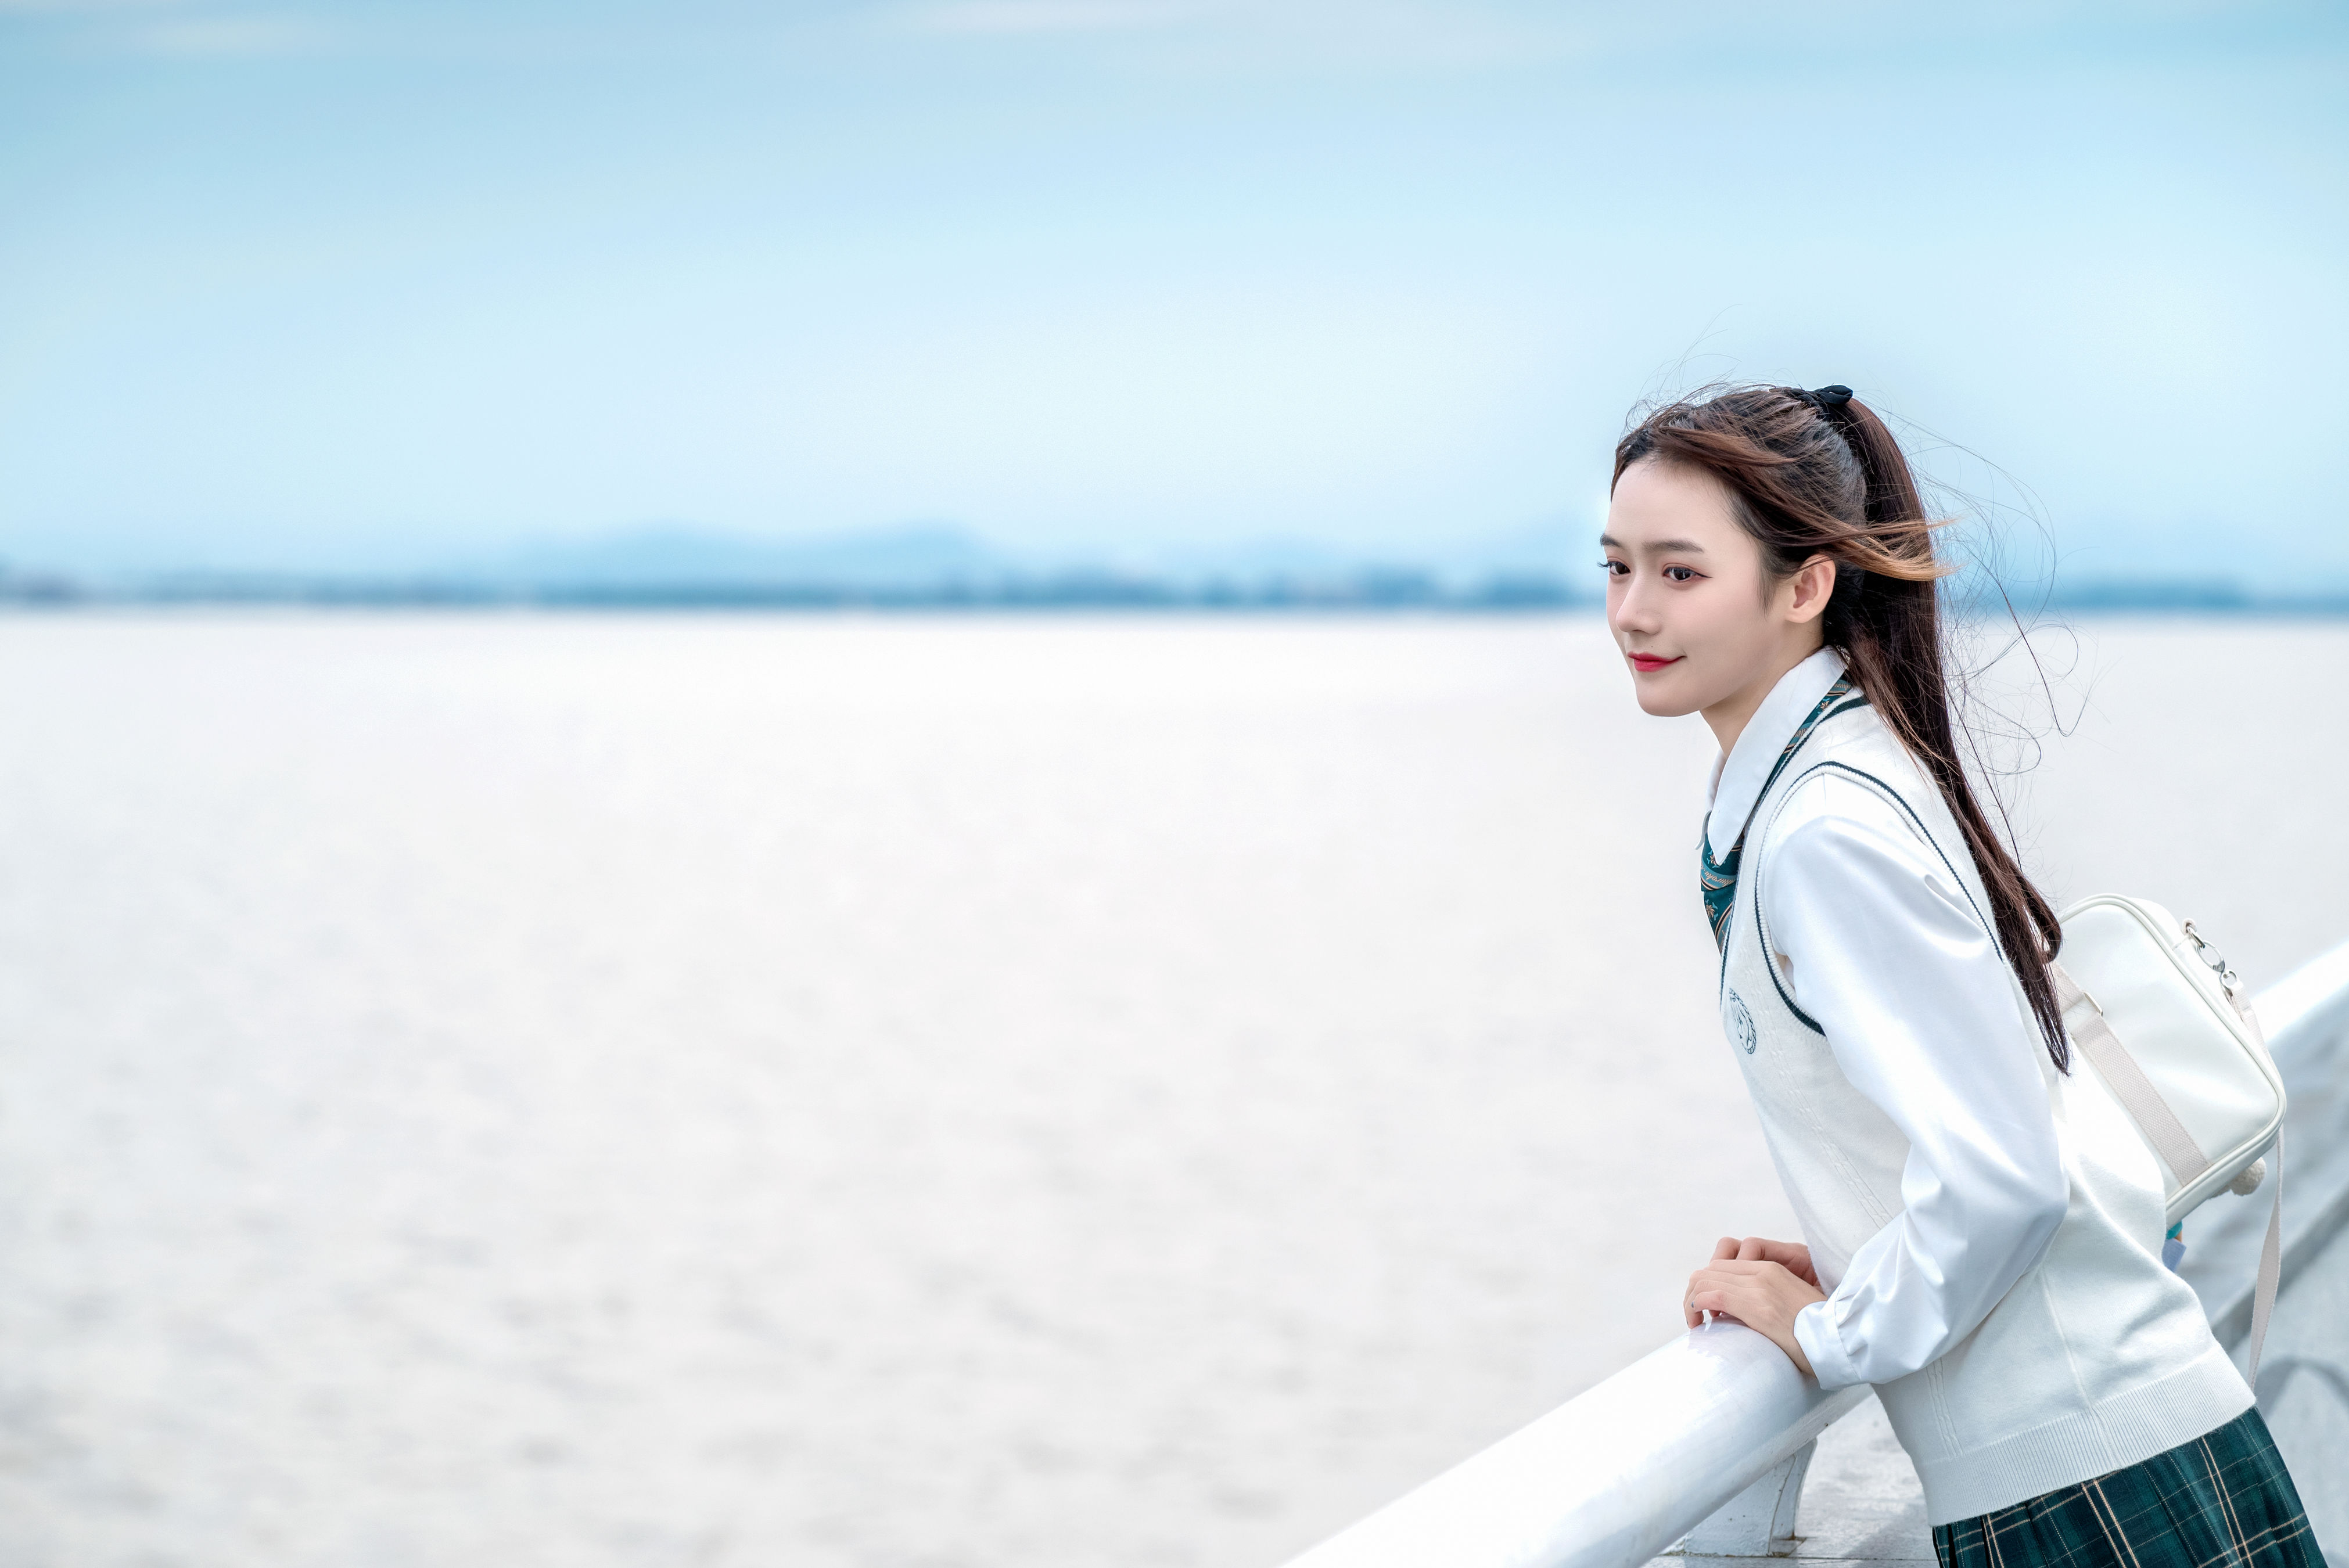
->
[[1795, 1300, 1862, 1389]]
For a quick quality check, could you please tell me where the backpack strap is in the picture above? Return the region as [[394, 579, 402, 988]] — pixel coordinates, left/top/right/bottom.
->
[[2054, 964, 2210, 1187], [2053, 961, 2282, 1387], [2249, 1133, 2282, 1389]]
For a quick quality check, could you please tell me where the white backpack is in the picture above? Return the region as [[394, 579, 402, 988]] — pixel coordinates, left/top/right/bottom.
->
[[2053, 896, 2285, 1379]]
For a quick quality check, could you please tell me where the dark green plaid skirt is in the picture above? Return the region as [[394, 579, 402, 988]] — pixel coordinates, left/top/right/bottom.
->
[[1933, 1408, 2322, 1568]]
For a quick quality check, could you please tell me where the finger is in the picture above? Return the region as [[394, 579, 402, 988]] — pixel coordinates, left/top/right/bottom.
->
[[1739, 1236, 1766, 1262], [1694, 1274, 1772, 1311], [1688, 1278, 1741, 1312], [1712, 1236, 1740, 1263], [1688, 1288, 1748, 1326]]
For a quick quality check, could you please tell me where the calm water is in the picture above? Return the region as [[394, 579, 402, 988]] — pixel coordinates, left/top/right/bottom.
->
[[0, 614, 2341, 1568]]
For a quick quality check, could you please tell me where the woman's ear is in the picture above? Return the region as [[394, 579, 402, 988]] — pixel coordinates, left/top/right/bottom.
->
[[1785, 556, 1838, 625]]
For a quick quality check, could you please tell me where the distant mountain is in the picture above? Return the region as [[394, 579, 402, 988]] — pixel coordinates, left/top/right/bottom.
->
[[480, 522, 1016, 588], [39, 518, 2325, 614], [1431, 515, 1593, 588], [1071, 516, 1594, 592], [458, 518, 1601, 603]]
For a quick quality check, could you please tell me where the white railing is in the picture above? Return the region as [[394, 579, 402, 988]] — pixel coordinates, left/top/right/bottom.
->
[[1283, 1324, 1864, 1568], [1284, 937, 2349, 1568]]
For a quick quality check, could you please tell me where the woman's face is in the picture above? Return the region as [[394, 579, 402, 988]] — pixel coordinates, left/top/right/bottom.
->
[[1601, 458, 1827, 723]]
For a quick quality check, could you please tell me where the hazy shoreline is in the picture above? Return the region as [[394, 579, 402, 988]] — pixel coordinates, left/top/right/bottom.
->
[[3, 579, 2343, 616]]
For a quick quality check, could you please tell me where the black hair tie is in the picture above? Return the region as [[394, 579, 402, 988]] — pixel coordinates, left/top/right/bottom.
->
[[1809, 384, 1852, 408]]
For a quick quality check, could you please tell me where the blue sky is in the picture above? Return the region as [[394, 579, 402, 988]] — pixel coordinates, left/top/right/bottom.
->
[[1, 1, 2344, 581]]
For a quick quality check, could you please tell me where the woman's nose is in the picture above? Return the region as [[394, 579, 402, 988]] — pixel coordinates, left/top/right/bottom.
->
[[1611, 579, 1661, 636]]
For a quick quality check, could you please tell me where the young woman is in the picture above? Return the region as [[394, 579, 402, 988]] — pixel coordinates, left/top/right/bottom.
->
[[1601, 385, 2317, 1567]]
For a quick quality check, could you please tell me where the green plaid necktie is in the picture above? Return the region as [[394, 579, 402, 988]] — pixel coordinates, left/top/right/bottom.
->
[[1701, 677, 1864, 954]]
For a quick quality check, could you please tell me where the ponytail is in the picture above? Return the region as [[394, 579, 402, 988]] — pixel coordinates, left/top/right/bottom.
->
[[1615, 386, 2070, 1071]]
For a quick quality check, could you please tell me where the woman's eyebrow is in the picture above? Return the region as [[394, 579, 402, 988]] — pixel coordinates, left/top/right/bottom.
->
[[1599, 534, 1708, 554]]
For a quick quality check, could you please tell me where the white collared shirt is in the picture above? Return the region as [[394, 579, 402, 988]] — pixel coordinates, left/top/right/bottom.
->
[[1705, 650, 2070, 1390]]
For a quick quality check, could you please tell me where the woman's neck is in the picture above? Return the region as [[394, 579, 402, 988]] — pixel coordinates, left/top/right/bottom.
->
[[1703, 638, 1829, 759]]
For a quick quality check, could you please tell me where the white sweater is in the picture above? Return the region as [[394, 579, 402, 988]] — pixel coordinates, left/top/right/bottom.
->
[[1711, 651, 2249, 1524]]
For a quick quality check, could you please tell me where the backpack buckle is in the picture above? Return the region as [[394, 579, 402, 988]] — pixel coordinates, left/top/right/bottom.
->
[[2181, 920, 2241, 1000]]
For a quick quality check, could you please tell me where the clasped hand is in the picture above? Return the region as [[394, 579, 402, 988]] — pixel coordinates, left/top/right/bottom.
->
[[1684, 1235, 1827, 1378]]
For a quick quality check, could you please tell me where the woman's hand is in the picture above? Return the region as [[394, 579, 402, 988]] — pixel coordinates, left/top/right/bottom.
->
[[1698, 1233, 1819, 1289], [1684, 1236, 1826, 1378]]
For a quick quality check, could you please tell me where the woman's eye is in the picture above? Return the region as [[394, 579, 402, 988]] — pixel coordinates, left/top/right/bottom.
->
[[1664, 566, 1698, 583], [1598, 559, 1629, 576]]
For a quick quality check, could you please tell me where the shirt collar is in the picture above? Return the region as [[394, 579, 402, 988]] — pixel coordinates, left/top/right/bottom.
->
[[1704, 646, 1849, 860]]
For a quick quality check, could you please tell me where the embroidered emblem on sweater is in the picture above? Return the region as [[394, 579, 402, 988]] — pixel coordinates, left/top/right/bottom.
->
[[1725, 988, 1758, 1055], [1700, 678, 1866, 952]]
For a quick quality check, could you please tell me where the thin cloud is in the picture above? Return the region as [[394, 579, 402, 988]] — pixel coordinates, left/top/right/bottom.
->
[[909, 1, 1215, 35], [893, 0, 1586, 70], [0, 0, 179, 13], [127, 12, 330, 53]]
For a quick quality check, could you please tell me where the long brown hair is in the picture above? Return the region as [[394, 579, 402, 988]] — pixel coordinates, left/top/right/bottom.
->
[[1614, 384, 2068, 1070]]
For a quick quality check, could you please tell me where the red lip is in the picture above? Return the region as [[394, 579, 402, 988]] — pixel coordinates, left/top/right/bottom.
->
[[1629, 653, 1683, 672]]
